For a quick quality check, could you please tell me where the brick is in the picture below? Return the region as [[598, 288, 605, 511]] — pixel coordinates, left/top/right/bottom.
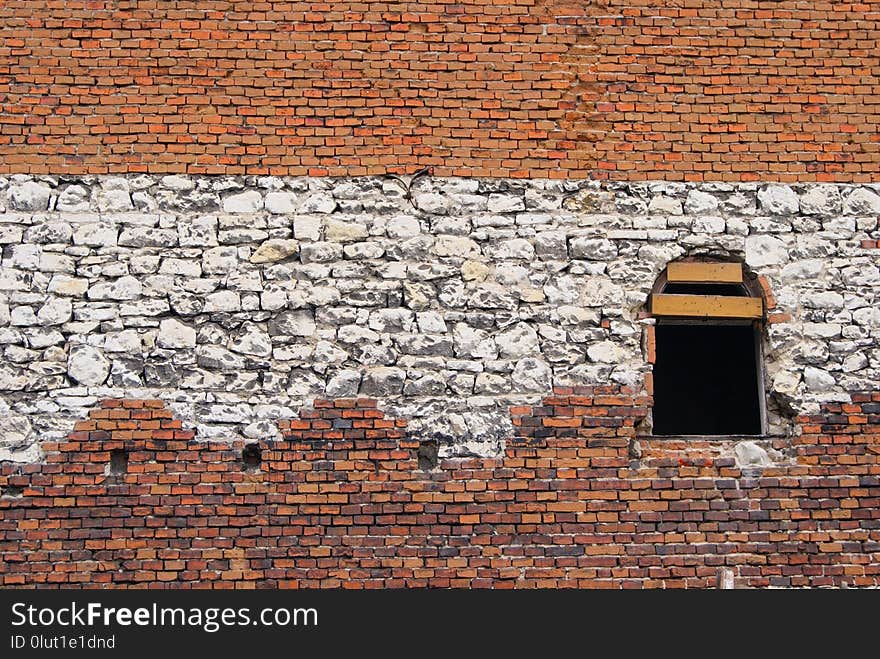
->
[[2, 383, 880, 590]]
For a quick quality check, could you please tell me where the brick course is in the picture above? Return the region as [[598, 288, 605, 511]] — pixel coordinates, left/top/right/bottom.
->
[[1, 1, 878, 180], [2, 390, 878, 588]]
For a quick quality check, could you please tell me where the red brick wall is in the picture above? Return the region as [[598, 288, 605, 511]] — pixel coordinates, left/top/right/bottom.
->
[[2, 390, 878, 588], [2, 1, 878, 180]]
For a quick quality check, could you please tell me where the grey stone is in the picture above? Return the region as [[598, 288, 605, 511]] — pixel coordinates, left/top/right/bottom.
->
[[468, 283, 516, 310], [39, 251, 75, 273], [202, 246, 239, 274], [413, 193, 450, 215], [488, 238, 535, 260], [344, 242, 385, 259], [570, 237, 617, 260], [229, 323, 273, 357], [0, 226, 24, 244], [487, 193, 525, 213], [36, 297, 72, 326], [587, 340, 626, 364], [169, 292, 204, 316], [10, 306, 35, 326], [544, 276, 580, 305], [300, 241, 343, 263], [119, 227, 178, 248], [404, 372, 447, 396], [250, 239, 300, 264], [26, 328, 64, 349], [758, 185, 799, 215], [56, 185, 91, 212], [87, 275, 142, 301], [648, 196, 683, 215], [326, 370, 362, 397], [799, 185, 842, 216], [178, 216, 218, 247], [416, 311, 447, 334], [397, 334, 453, 356], [433, 235, 481, 258], [844, 188, 880, 215], [157, 318, 197, 349], [294, 216, 323, 241], [268, 309, 316, 337], [804, 366, 836, 391], [534, 231, 568, 260], [131, 192, 158, 211], [386, 215, 421, 238], [453, 323, 498, 359], [161, 175, 196, 191], [7, 181, 51, 211], [104, 330, 142, 353], [203, 290, 241, 313], [96, 188, 133, 213], [0, 364, 28, 390], [745, 234, 789, 267], [0, 411, 32, 450], [264, 191, 298, 214], [325, 219, 369, 242], [67, 344, 110, 385], [313, 340, 348, 370], [734, 442, 771, 467], [360, 366, 406, 396], [473, 372, 508, 394], [843, 352, 868, 372], [196, 345, 246, 371], [298, 192, 337, 214], [684, 189, 720, 215], [9, 245, 41, 270], [73, 223, 117, 247], [25, 222, 73, 244], [223, 190, 264, 213], [496, 322, 539, 358], [511, 357, 552, 392]]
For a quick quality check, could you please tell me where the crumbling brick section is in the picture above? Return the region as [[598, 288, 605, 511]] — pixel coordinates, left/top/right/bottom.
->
[[2, 391, 879, 588]]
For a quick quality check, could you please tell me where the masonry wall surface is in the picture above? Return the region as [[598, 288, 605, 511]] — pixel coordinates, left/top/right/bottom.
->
[[2, 393, 879, 588], [1, 175, 879, 463], [2, 1, 879, 179], [0, 175, 879, 587], [2, 2, 880, 589]]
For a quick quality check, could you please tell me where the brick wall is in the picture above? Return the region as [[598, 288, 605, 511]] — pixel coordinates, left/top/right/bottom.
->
[[1, 1, 878, 180], [2, 390, 878, 588]]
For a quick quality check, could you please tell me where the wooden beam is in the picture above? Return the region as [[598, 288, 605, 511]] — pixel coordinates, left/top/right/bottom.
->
[[651, 294, 762, 319], [666, 262, 743, 284]]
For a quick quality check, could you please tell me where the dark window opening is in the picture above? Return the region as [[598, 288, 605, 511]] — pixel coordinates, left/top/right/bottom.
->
[[652, 323, 763, 436], [662, 282, 748, 297]]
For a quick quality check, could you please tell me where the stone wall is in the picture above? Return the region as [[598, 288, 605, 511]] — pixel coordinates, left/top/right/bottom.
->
[[2, 174, 879, 465]]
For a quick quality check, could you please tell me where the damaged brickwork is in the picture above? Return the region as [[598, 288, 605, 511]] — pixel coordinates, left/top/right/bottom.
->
[[1, 392, 878, 588]]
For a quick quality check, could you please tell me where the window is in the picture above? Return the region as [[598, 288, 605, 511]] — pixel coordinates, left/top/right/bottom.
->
[[649, 261, 766, 436]]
